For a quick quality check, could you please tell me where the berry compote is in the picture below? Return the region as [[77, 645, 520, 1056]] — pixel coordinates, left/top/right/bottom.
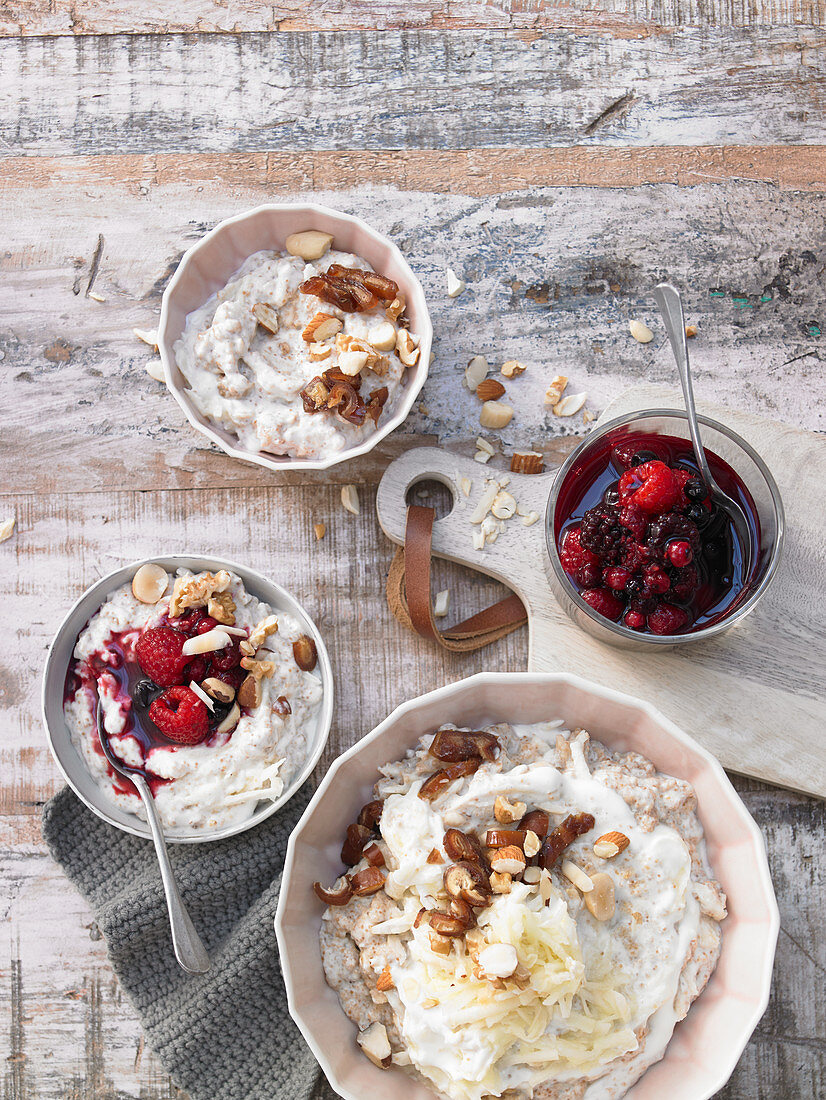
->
[[554, 432, 760, 636], [63, 607, 246, 796]]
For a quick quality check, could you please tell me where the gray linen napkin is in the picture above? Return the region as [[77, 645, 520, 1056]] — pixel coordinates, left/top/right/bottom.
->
[[42, 785, 321, 1100]]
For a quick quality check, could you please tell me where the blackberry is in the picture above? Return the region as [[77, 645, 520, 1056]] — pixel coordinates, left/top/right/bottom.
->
[[685, 503, 711, 528], [580, 504, 626, 561], [133, 679, 162, 708], [630, 450, 658, 467], [684, 478, 706, 502], [646, 512, 701, 556], [603, 485, 621, 507]]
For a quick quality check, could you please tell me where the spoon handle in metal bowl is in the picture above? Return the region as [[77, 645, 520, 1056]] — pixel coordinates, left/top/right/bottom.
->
[[130, 772, 211, 974], [652, 283, 717, 490]]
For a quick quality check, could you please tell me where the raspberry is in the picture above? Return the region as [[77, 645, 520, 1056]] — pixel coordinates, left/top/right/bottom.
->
[[671, 468, 694, 510], [648, 603, 689, 635], [135, 627, 189, 687], [149, 686, 210, 745], [560, 527, 600, 585], [212, 637, 242, 671], [580, 504, 625, 561], [213, 666, 246, 691], [174, 609, 207, 636], [667, 540, 693, 568], [618, 461, 678, 515], [603, 566, 632, 591], [196, 616, 219, 635], [581, 587, 624, 621], [618, 504, 646, 542], [184, 656, 210, 682]]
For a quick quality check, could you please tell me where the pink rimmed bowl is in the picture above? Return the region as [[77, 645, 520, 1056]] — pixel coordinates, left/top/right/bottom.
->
[[158, 202, 433, 473], [275, 672, 778, 1100]]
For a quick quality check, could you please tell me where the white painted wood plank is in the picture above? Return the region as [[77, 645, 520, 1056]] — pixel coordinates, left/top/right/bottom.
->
[[1, 175, 824, 496], [1, 30, 826, 155]]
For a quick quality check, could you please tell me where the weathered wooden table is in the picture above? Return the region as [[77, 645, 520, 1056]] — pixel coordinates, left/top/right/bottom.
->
[[2, 5, 825, 1098]]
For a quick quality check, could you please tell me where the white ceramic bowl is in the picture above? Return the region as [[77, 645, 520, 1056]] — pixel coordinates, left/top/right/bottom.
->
[[158, 202, 433, 472], [275, 672, 778, 1100], [43, 554, 334, 844]]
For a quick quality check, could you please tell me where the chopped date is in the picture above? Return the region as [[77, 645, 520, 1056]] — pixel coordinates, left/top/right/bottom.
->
[[429, 728, 500, 763], [443, 828, 485, 865], [357, 799, 384, 831], [418, 758, 480, 801], [485, 829, 526, 848], [341, 822, 373, 865], [366, 386, 389, 425], [518, 809, 550, 838], [299, 367, 389, 428], [313, 879, 353, 906], [300, 264, 399, 313], [538, 812, 596, 870], [349, 866, 386, 896]]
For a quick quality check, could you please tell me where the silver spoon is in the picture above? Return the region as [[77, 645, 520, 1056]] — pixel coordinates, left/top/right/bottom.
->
[[652, 283, 752, 571], [96, 703, 210, 974]]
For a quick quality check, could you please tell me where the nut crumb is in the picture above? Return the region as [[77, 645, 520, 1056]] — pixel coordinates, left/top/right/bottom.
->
[[544, 376, 568, 406], [446, 268, 466, 298], [133, 327, 159, 349], [433, 589, 450, 618], [341, 485, 360, 515], [314, 522, 327, 540], [629, 319, 654, 343], [169, 570, 231, 618], [500, 360, 526, 378]]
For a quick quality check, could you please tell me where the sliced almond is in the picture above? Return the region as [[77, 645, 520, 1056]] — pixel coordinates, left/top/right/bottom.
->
[[253, 302, 280, 334], [539, 869, 553, 902], [520, 511, 540, 527], [522, 865, 541, 885], [285, 229, 334, 262], [629, 319, 654, 343], [473, 450, 492, 465], [476, 378, 506, 402], [593, 831, 630, 859], [494, 796, 527, 825], [133, 327, 159, 349], [469, 482, 500, 524], [313, 522, 327, 540], [446, 268, 466, 298], [181, 628, 232, 656], [475, 436, 495, 455], [302, 312, 342, 343], [583, 408, 595, 424], [584, 872, 616, 921], [459, 476, 472, 497], [501, 360, 526, 378], [396, 329, 420, 366], [553, 392, 588, 417], [189, 681, 215, 712], [561, 860, 593, 893], [465, 355, 489, 392], [341, 484, 360, 515], [523, 829, 541, 858], [145, 360, 166, 383], [131, 563, 168, 604], [479, 401, 513, 429], [367, 321, 397, 352]]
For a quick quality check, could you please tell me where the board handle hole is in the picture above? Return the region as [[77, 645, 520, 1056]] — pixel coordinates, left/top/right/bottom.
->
[[405, 477, 456, 520]]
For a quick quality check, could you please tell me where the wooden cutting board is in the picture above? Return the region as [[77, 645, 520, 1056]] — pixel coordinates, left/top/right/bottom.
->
[[376, 385, 826, 798]]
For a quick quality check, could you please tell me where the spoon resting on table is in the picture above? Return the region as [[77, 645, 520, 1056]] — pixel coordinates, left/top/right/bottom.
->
[[652, 282, 753, 572], [96, 703, 211, 974]]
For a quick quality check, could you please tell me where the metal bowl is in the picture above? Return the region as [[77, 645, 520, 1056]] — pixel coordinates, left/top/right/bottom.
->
[[545, 410, 785, 647], [158, 202, 433, 473], [42, 554, 334, 843]]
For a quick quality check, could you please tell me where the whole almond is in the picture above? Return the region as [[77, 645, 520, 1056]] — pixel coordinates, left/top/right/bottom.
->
[[476, 378, 506, 402], [593, 831, 630, 859], [302, 312, 342, 343], [237, 673, 260, 709], [510, 452, 544, 474]]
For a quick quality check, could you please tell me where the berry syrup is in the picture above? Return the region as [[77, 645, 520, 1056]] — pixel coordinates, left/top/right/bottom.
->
[[65, 619, 242, 796], [554, 431, 761, 635]]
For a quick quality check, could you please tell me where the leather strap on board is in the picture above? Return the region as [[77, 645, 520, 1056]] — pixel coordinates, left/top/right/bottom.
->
[[386, 504, 527, 652]]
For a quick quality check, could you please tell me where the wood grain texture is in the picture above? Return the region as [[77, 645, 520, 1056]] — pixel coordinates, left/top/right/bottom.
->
[[1, 173, 824, 498], [1, 0, 824, 35], [2, 29, 826, 155]]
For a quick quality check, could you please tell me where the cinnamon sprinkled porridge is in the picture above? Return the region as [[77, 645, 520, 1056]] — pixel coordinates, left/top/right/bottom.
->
[[315, 720, 726, 1100]]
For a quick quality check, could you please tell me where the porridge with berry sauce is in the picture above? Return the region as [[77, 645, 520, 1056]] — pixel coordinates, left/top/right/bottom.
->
[[63, 564, 323, 834], [315, 720, 725, 1100], [174, 229, 421, 460], [555, 432, 760, 635]]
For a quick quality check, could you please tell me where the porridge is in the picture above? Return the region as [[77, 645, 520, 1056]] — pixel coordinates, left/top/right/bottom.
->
[[174, 230, 421, 460], [315, 720, 726, 1100], [63, 563, 324, 834]]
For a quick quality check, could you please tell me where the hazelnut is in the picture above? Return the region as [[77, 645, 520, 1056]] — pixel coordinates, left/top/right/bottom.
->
[[479, 401, 513, 429], [131, 563, 169, 605]]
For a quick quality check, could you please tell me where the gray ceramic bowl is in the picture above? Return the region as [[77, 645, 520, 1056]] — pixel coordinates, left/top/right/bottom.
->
[[43, 554, 334, 843]]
